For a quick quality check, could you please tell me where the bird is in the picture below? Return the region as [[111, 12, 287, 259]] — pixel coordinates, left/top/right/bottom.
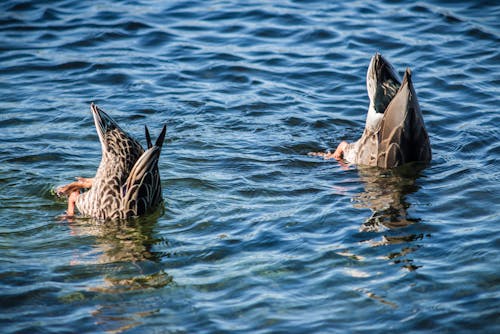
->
[[312, 53, 431, 168], [57, 103, 166, 220]]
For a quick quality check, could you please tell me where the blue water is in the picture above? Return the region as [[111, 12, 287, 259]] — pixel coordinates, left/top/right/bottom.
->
[[1, 0, 499, 333]]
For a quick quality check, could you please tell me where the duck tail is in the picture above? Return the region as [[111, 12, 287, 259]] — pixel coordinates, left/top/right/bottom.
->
[[154, 124, 167, 149], [145, 125, 152, 149]]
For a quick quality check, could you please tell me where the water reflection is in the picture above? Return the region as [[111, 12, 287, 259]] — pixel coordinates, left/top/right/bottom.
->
[[353, 163, 428, 271], [67, 214, 159, 260], [353, 164, 424, 232], [62, 212, 172, 332]]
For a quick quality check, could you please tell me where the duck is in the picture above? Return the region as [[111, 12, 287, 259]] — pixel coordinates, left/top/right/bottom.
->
[[57, 103, 166, 220], [313, 53, 431, 168]]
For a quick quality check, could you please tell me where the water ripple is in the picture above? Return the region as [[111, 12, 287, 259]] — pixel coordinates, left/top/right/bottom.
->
[[0, 0, 499, 333]]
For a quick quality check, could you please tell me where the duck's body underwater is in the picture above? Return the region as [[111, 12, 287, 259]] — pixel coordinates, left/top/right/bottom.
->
[[318, 53, 431, 168], [58, 103, 166, 219]]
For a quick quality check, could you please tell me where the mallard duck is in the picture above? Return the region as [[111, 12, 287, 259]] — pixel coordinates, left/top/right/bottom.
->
[[313, 53, 431, 168], [57, 103, 166, 219]]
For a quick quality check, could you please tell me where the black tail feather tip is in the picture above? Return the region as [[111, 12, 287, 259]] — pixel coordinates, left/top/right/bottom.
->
[[155, 125, 167, 148]]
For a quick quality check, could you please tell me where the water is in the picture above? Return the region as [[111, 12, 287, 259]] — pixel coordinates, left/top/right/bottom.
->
[[1, 0, 499, 333]]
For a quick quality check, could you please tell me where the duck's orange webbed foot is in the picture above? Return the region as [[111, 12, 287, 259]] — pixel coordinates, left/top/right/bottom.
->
[[308, 151, 335, 159], [309, 141, 348, 161], [56, 177, 93, 197]]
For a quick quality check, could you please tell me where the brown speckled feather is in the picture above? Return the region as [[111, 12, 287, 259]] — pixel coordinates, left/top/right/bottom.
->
[[122, 125, 166, 217], [76, 103, 166, 219]]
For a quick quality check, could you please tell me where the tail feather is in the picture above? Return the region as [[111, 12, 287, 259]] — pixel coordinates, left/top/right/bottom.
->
[[122, 124, 167, 217], [145, 125, 152, 149], [155, 125, 167, 149]]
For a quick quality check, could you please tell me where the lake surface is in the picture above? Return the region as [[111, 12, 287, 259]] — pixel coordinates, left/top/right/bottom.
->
[[1, 0, 499, 333]]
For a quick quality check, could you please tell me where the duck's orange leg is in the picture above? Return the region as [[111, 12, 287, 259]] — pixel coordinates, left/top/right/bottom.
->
[[66, 190, 80, 217], [57, 177, 93, 216], [332, 141, 348, 160]]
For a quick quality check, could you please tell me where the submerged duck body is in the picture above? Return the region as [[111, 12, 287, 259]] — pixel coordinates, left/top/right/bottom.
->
[[58, 103, 166, 220], [338, 53, 431, 168]]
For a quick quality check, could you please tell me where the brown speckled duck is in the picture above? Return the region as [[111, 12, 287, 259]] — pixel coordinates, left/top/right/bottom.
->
[[313, 53, 431, 168], [57, 103, 166, 219]]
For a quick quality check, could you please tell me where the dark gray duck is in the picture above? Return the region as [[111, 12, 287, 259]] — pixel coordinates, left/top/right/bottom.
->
[[332, 53, 431, 168], [57, 103, 166, 219]]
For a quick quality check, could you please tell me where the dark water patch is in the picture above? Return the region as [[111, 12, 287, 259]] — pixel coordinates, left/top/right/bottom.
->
[[219, 24, 246, 34], [170, 23, 210, 33], [122, 20, 152, 32], [138, 30, 176, 48], [1, 59, 96, 78], [295, 28, 338, 44], [87, 71, 131, 86], [5, 1, 34, 12], [253, 26, 300, 40]]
